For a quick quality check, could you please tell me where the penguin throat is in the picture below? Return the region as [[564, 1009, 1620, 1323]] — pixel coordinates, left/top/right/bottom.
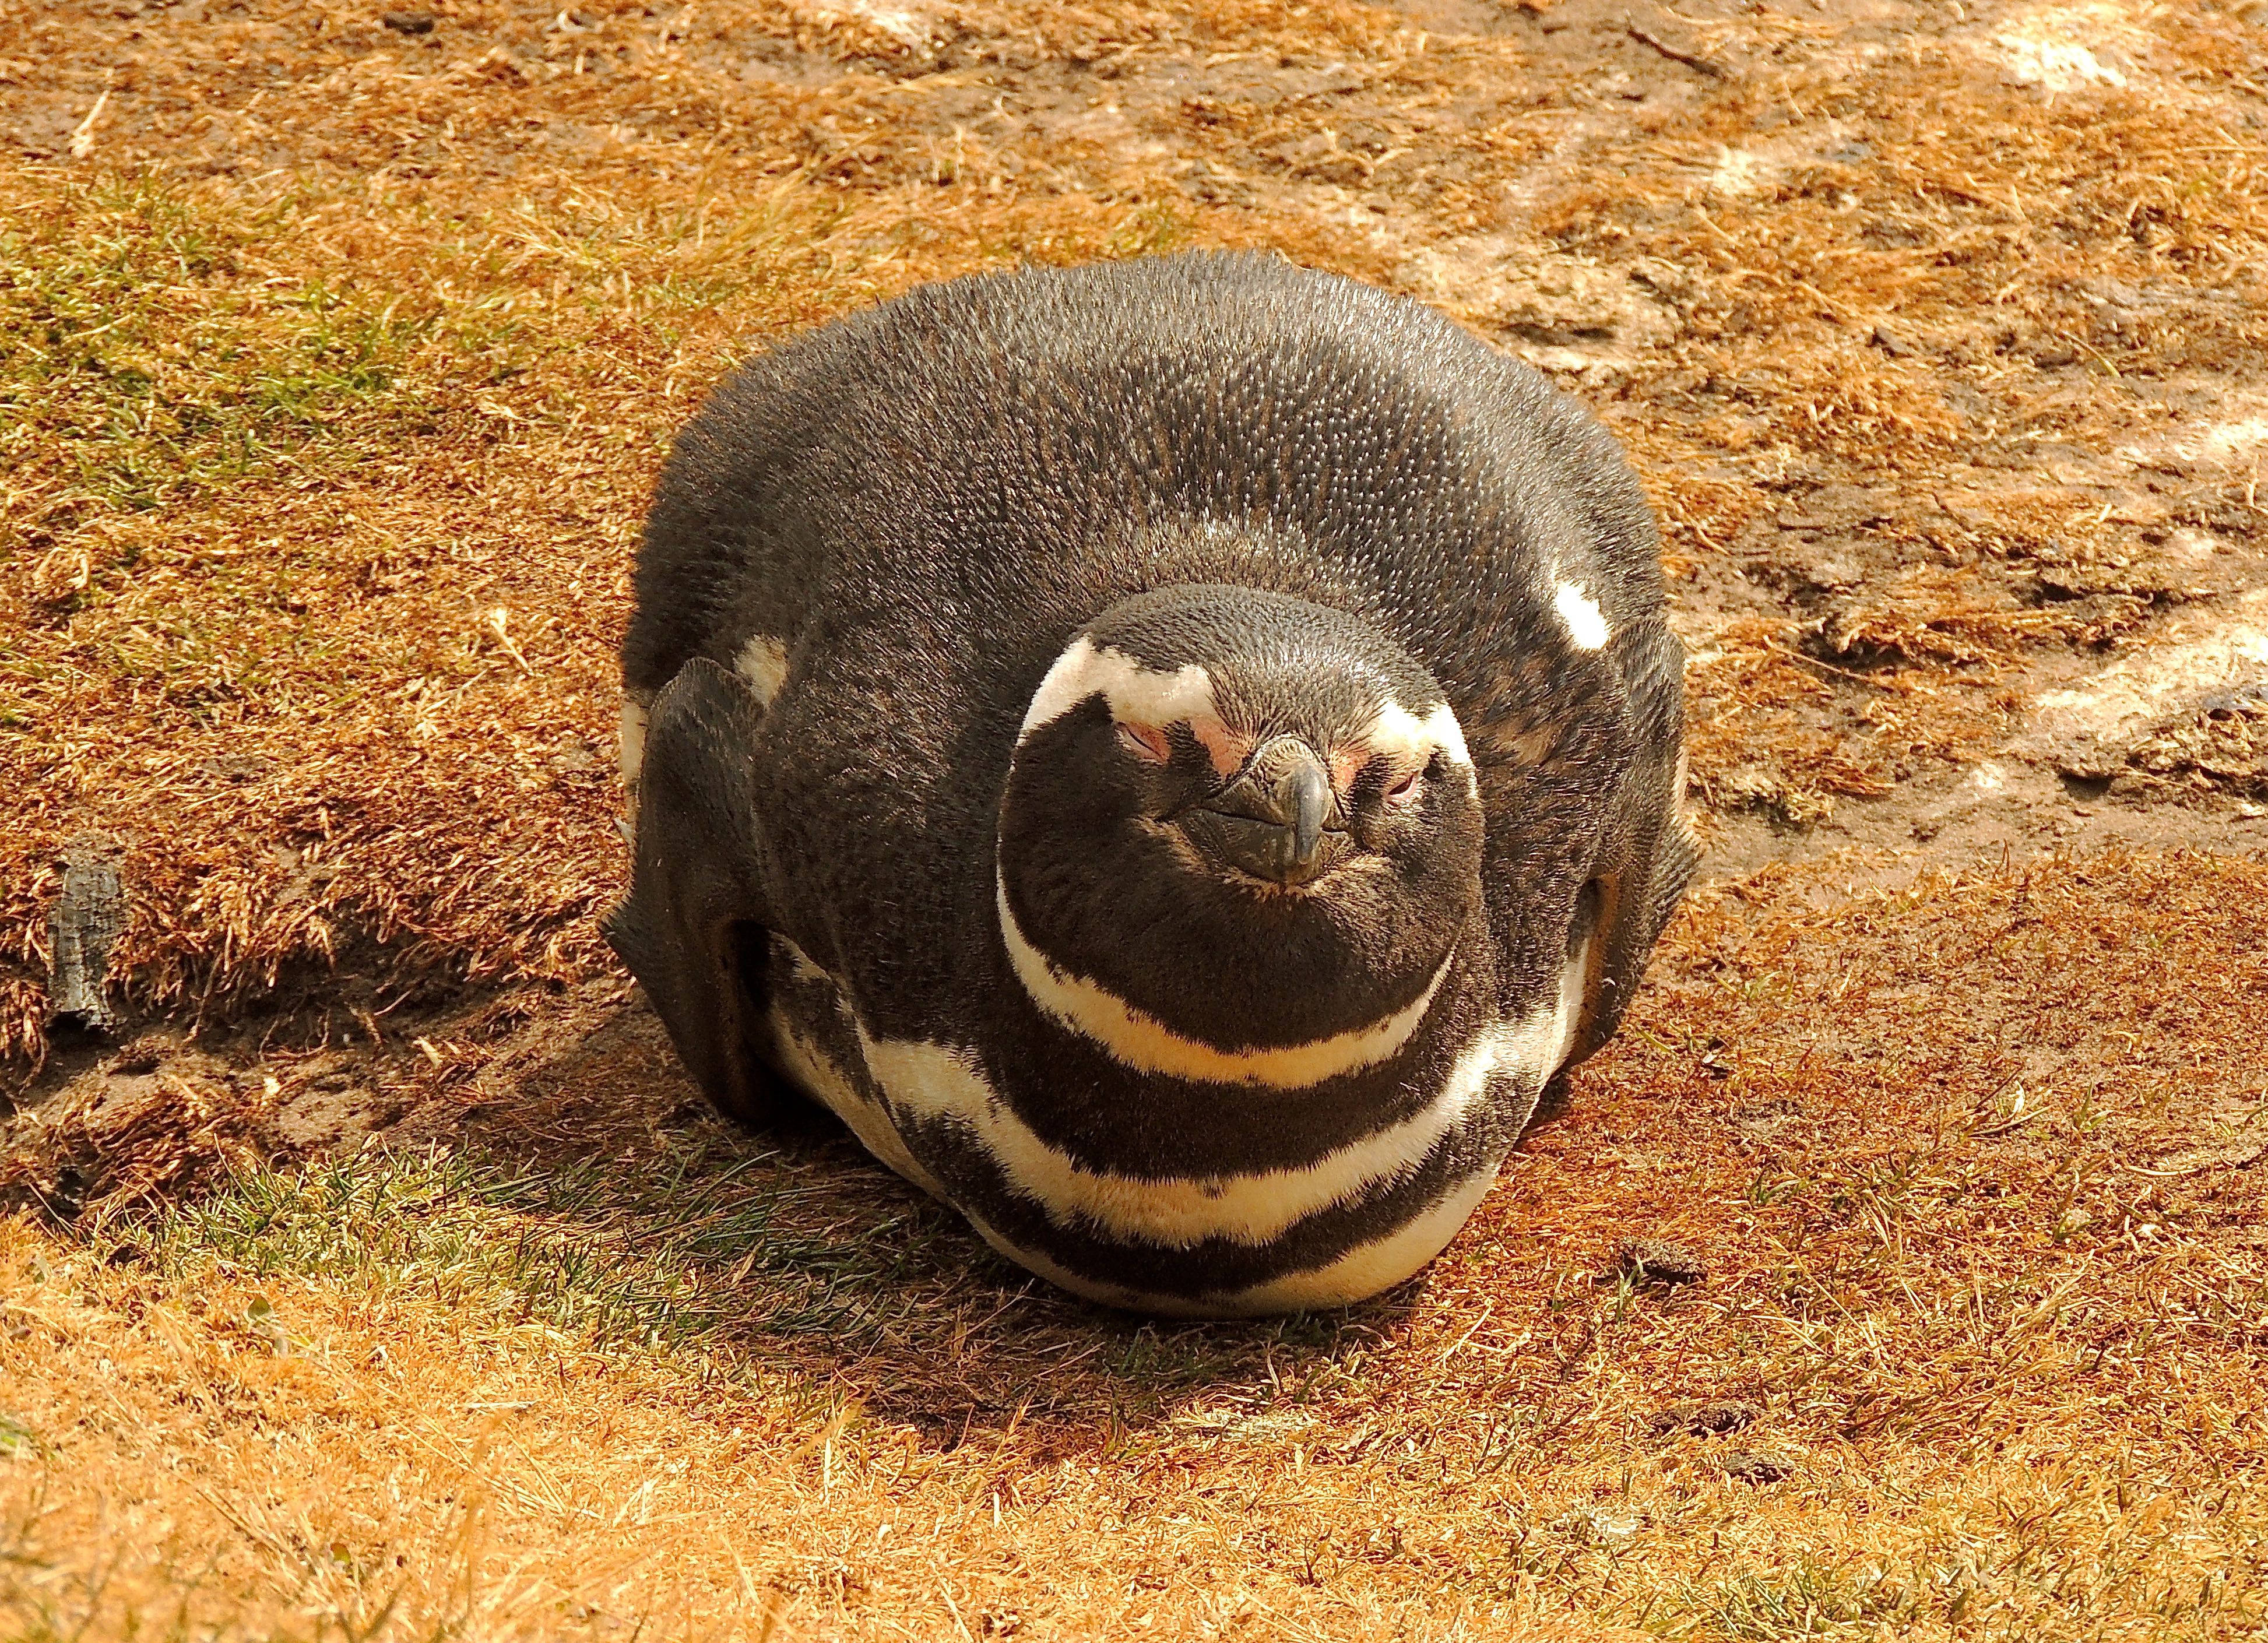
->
[[993, 873, 1451, 1090]]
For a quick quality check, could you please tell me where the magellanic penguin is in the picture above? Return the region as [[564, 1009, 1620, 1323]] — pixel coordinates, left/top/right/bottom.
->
[[606, 252, 1695, 1317]]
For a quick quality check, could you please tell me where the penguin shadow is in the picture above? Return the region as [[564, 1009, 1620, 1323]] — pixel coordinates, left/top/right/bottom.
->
[[473, 997, 1415, 1450]]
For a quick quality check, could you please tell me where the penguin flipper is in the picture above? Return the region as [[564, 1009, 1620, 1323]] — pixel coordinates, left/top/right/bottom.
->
[[1563, 822, 1697, 1070], [602, 656, 788, 1127], [1564, 627, 1699, 1071]]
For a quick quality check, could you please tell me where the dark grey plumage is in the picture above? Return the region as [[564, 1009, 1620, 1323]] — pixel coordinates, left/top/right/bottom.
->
[[607, 251, 1694, 1315]]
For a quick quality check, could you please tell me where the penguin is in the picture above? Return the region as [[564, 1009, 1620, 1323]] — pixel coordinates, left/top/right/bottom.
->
[[605, 251, 1695, 1317]]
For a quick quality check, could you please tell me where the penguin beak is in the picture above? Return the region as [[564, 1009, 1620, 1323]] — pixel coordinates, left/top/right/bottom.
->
[[1184, 738, 1346, 886], [1282, 757, 1332, 868]]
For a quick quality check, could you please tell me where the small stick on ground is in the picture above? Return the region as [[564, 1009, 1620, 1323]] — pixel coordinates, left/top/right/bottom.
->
[[1625, 20, 1729, 79], [68, 72, 115, 159]]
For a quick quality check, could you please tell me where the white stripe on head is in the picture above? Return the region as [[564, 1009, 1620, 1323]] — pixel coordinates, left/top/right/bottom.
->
[[997, 875, 1449, 1089], [735, 634, 790, 705], [1019, 636, 1219, 742], [1358, 698, 1472, 768], [1554, 581, 1611, 651]]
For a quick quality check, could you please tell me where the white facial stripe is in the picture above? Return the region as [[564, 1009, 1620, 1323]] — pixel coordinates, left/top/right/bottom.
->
[[1019, 636, 1218, 742], [997, 877, 1448, 1089], [1359, 698, 1472, 769], [1554, 581, 1611, 651], [618, 695, 650, 786], [735, 634, 790, 705]]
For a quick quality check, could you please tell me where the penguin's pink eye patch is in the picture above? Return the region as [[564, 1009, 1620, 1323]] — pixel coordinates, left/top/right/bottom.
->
[[1338, 743, 1427, 807], [1187, 716, 1253, 777], [1116, 722, 1173, 764]]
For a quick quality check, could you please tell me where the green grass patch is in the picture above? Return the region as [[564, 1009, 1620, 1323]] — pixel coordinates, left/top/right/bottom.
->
[[0, 177, 568, 548], [1661, 1562, 1919, 1640], [101, 1127, 1383, 1429], [129, 1136, 959, 1373]]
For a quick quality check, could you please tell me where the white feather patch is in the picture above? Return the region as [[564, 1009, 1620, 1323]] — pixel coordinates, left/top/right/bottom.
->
[[762, 931, 1594, 1311], [1144, 934, 1591, 1314], [1019, 636, 1218, 741], [618, 695, 650, 786], [768, 1006, 948, 1202], [735, 634, 790, 705], [1202, 1161, 1503, 1314], [1360, 698, 1473, 768], [1553, 581, 1611, 651], [997, 876, 1449, 1090], [955, 1167, 1495, 1315], [1540, 932, 1590, 1077]]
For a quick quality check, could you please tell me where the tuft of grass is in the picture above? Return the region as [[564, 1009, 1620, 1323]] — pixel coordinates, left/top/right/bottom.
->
[[144, 1139, 973, 1368], [128, 1129, 1378, 1410], [2, 180, 504, 543], [1668, 1560, 1918, 1640]]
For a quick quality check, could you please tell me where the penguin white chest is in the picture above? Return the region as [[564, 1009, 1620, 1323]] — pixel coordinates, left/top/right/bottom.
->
[[761, 936, 946, 1201], [755, 933, 1590, 1317]]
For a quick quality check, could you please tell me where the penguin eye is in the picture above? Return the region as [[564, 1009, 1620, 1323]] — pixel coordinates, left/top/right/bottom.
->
[[1384, 768, 1423, 807], [1117, 722, 1172, 764]]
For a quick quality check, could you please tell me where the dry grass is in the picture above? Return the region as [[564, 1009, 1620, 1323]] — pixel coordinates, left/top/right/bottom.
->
[[6, 0, 2268, 1635], [6, 853, 2267, 1640], [6, 0, 2267, 1047]]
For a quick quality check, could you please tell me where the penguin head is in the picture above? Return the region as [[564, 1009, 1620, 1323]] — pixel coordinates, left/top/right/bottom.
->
[[996, 585, 1485, 1080]]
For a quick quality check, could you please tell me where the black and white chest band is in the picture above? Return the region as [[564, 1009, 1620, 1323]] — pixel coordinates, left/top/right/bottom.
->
[[759, 926, 1587, 1315]]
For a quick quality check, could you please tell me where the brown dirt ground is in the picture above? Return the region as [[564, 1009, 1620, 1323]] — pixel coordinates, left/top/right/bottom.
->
[[5, 0, 2268, 1636]]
